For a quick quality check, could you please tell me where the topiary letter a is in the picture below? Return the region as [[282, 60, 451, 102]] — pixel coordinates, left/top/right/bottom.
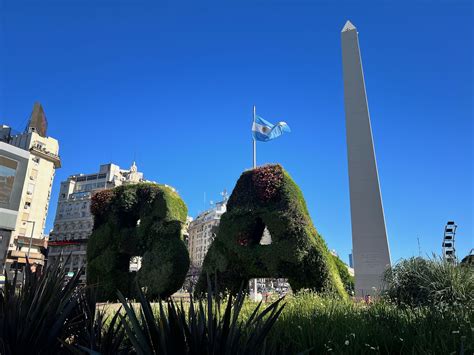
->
[[195, 164, 346, 297]]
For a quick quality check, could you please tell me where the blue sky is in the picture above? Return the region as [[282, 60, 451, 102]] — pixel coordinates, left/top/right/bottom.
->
[[1, 0, 472, 264]]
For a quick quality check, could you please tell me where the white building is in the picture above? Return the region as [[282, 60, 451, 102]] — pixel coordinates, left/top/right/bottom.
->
[[188, 196, 227, 268], [0, 103, 61, 273], [48, 162, 144, 279]]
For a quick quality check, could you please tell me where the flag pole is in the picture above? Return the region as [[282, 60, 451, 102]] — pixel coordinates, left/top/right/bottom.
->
[[253, 105, 256, 169], [252, 105, 258, 301]]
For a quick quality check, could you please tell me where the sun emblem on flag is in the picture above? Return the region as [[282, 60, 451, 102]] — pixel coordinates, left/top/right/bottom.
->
[[261, 126, 270, 133]]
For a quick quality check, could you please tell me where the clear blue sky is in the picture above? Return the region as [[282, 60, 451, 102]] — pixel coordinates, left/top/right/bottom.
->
[[1, 0, 472, 264]]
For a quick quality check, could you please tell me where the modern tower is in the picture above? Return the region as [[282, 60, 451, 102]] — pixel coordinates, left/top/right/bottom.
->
[[341, 21, 391, 296]]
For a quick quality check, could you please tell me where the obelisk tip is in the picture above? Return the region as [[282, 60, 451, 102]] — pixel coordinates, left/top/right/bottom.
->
[[342, 20, 356, 33]]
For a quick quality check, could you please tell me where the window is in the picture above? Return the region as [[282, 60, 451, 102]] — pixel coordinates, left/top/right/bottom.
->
[[27, 183, 35, 195], [30, 169, 38, 180], [0, 155, 18, 204]]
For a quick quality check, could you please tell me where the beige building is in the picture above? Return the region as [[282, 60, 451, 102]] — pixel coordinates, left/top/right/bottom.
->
[[48, 162, 144, 279], [188, 196, 227, 268], [0, 103, 60, 272]]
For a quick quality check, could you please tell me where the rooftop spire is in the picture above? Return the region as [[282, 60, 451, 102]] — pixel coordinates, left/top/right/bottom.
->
[[26, 102, 48, 137]]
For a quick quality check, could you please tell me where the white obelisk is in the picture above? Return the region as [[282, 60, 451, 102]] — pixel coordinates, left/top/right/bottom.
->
[[341, 21, 391, 297]]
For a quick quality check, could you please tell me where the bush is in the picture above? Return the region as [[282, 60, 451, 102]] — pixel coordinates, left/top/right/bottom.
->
[[382, 256, 474, 309]]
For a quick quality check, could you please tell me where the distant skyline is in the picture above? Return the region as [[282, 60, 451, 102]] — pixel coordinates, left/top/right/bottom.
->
[[1, 0, 472, 263]]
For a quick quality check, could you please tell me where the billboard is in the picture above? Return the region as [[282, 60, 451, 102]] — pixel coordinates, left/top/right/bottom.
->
[[0, 155, 18, 204], [0, 142, 29, 230]]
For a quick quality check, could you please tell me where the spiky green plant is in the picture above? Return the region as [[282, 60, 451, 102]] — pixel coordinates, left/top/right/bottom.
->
[[118, 282, 285, 354], [65, 288, 130, 354], [0, 258, 83, 354]]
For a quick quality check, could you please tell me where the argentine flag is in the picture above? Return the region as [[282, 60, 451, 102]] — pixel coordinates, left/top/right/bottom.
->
[[252, 115, 291, 142]]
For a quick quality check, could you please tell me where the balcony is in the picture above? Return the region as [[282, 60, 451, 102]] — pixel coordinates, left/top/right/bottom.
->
[[17, 236, 44, 247], [30, 141, 61, 168], [7, 250, 45, 265]]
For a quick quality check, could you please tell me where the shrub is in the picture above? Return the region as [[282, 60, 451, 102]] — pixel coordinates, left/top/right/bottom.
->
[[383, 256, 474, 309], [461, 251, 474, 266]]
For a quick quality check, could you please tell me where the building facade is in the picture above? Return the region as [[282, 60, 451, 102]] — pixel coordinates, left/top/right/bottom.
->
[[188, 197, 227, 268], [48, 162, 144, 279], [0, 103, 60, 273]]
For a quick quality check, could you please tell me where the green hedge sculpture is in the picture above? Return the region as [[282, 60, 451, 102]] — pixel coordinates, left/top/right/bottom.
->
[[87, 183, 189, 301], [331, 254, 355, 294], [195, 164, 346, 297]]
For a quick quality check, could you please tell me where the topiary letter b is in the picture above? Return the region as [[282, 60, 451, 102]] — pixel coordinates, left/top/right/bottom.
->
[[87, 183, 189, 301]]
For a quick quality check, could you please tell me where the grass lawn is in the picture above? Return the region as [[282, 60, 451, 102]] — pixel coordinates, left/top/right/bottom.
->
[[99, 291, 473, 354]]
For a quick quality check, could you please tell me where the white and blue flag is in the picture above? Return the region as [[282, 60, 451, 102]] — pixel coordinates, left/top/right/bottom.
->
[[252, 115, 291, 142]]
